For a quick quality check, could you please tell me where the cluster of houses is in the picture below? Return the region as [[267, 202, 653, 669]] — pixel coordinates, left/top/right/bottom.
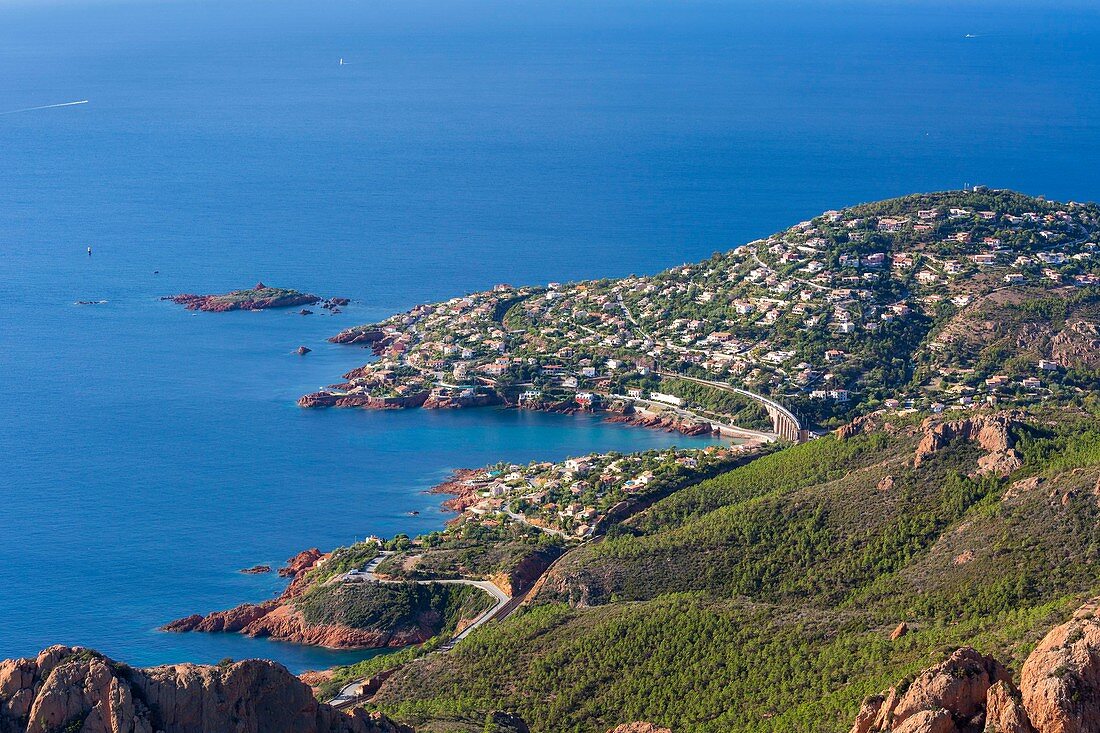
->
[[449, 446, 746, 538], [310, 192, 1100, 421]]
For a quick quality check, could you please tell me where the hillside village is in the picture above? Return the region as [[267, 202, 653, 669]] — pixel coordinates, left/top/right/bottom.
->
[[308, 189, 1100, 430], [436, 444, 751, 541]]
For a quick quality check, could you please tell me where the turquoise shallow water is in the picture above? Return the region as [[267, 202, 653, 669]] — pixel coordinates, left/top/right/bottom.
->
[[1, 0, 1099, 672]]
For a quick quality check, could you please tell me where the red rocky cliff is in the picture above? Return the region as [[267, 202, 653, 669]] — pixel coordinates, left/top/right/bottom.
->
[[0, 645, 408, 733]]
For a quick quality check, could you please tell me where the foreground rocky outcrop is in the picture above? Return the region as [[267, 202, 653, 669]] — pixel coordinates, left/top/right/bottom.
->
[[1020, 599, 1100, 733], [165, 283, 336, 312], [0, 645, 408, 733], [851, 598, 1100, 733]]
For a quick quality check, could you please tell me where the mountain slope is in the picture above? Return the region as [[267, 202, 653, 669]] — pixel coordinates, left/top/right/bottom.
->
[[368, 410, 1100, 732]]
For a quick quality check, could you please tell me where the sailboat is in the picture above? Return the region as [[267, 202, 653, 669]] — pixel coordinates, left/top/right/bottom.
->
[[339, 58, 345, 66]]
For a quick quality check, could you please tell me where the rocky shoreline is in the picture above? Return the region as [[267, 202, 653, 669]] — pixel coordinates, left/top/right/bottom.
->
[[162, 549, 429, 650], [427, 468, 489, 513]]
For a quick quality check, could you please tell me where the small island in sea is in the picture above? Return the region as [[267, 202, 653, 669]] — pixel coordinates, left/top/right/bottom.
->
[[164, 282, 350, 312]]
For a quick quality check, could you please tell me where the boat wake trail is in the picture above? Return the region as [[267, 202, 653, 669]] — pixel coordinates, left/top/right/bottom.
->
[[0, 100, 89, 116]]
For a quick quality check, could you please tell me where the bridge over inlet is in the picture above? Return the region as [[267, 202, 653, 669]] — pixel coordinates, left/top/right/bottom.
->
[[657, 373, 809, 444]]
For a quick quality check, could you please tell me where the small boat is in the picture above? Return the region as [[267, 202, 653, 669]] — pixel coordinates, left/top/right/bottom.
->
[[339, 58, 345, 66]]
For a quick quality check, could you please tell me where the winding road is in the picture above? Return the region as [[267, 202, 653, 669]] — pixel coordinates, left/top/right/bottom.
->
[[329, 551, 511, 708]]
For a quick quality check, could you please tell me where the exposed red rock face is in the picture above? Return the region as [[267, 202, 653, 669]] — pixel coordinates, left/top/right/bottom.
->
[[0, 645, 408, 733], [1050, 319, 1100, 370], [851, 598, 1100, 733], [985, 680, 1035, 733], [280, 548, 324, 580], [429, 468, 488, 513], [890, 622, 909, 641], [835, 412, 884, 440], [913, 412, 1023, 477], [854, 647, 1010, 733], [328, 327, 389, 347], [1020, 599, 1100, 733]]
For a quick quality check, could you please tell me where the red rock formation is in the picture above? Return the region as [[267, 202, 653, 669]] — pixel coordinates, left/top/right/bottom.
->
[[280, 548, 324, 579], [164, 549, 322, 636], [985, 680, 1035, 733], [1020, 599, 1100, 733], [237, 604, 431, 649], [835, 412, 884, 440], [851, 599, 1100, 733], [428, 469, 488, 512], [0, 646, 408, 733], [890, 622, 909, 641], [855, 647, 1011, 733], [328, 327, 388, 347], [161, 547, 440, 649], [240, 564, 272, 574], [913, 412, 1023, 477]]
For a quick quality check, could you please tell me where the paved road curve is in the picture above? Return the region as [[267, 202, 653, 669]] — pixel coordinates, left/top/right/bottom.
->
[[329, 551, 510, 708]]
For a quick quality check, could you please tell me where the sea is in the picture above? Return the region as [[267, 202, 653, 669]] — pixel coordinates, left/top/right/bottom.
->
[[1, 0, 1098, 672]]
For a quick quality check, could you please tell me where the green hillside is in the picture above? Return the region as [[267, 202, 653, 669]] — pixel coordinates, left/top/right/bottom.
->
[[365, 409, 1100, 732]]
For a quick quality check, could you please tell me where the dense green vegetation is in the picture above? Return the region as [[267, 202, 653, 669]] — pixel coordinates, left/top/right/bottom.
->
[[296, 581, 492, 636], [370, 418, 1100, 732]]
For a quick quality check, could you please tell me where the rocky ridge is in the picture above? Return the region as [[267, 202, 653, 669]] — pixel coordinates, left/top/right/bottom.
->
[[0, 645, 407, 733], [836, 410, 1024, 477]]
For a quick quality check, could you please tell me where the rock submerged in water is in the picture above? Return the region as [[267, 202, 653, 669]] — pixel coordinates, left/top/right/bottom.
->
[[297, 346, 312, 355], [240, 564, 272, 574]]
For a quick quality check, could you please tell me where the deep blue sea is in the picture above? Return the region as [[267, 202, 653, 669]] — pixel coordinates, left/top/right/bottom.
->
[[2, 0, 1099, 672]]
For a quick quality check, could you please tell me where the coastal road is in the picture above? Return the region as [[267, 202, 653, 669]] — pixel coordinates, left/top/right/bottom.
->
[[329, 551, 511, 708], [659, 372, 805, 442], [607, 391, 775, 443]]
